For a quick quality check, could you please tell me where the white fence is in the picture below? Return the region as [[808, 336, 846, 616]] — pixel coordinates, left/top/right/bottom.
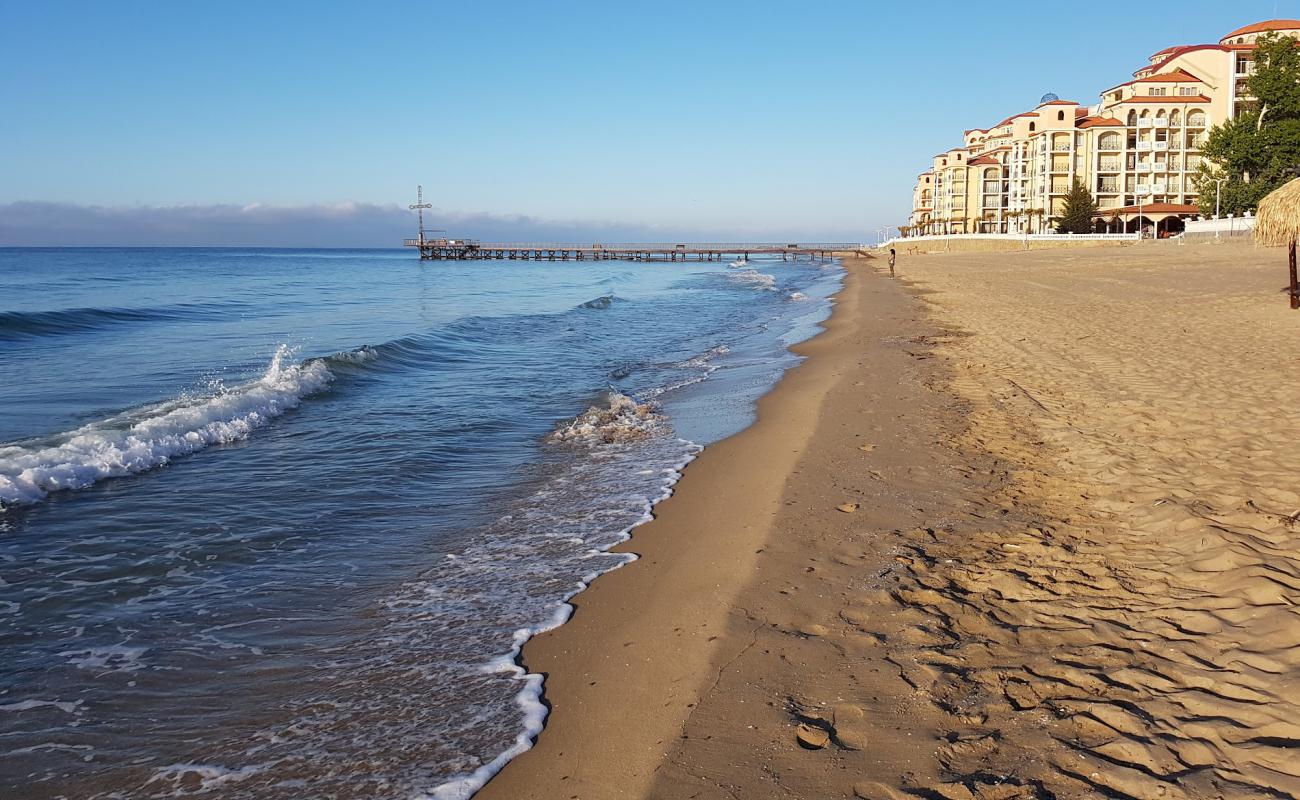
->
[[1183, 216, 1255, 238], [878, 232, 1138, 249]]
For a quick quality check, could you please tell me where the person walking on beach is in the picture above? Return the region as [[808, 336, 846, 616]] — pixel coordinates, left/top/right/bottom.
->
[[888, 248, 896, 278]]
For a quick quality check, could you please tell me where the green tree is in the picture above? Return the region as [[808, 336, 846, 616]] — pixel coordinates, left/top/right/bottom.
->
[[1197, 33, 1300, 216], [1055, 180, 1100, 234]]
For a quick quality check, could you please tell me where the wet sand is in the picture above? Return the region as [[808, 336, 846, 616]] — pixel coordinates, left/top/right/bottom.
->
[[478, 240, 1300, 800]]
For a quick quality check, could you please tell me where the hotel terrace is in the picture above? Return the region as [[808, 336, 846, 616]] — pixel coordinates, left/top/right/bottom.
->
[[907, 20, 1299, 237]]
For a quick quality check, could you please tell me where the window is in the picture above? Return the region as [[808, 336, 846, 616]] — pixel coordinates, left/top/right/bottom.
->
[[1029, 122, 1036, 132], [1149, 87, 1167, 96], [1057, 110, 1065, 121], [1179, 87, 1197, 96]]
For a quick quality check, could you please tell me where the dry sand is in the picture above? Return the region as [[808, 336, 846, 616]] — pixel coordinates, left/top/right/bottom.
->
[[478, 240, 1300, 800]]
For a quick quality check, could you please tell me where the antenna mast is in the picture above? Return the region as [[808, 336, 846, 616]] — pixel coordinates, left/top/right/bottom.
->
[[409, 185, 433, 245]]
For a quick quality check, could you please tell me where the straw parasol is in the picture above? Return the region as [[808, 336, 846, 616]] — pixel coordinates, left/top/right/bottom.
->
[[1254, 177, 1300, 309]]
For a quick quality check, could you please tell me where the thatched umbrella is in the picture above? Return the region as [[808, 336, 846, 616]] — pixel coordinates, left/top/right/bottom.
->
[[1255, 177, 1300, 309]]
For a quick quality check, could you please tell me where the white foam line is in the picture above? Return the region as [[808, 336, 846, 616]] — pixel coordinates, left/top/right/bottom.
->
[[419, 446, 700, 800], [0, 345, 332, 508]]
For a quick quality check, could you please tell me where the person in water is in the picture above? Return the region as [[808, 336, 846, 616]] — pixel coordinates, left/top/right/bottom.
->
[[888, 248, 896, 278]]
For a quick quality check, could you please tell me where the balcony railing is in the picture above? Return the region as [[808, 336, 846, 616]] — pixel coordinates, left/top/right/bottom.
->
[[1099, 159, 1122, 171], [1135, 141, 1152, 151], [1137, 119, 1153, 128]]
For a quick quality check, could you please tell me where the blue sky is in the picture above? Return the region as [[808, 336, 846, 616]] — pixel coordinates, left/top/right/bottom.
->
[[0, 1, 1284, 245]]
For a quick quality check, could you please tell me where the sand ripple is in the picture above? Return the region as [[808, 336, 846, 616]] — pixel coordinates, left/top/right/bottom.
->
[[893, 242, 1300, 799]]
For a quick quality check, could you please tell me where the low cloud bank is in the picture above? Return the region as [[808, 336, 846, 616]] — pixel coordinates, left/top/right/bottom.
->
[[0, 201, 793, 247]]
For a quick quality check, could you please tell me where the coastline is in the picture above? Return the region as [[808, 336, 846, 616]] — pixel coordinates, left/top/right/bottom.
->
[[478, 240, 1300, 800], [475, 254, 964, 798]]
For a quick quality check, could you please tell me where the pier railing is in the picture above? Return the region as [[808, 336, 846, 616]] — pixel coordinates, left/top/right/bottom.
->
[[402, 240, 866, 261]]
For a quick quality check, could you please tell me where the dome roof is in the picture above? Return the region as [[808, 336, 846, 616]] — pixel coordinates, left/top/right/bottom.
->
[[1221, 19, 1300, 43]]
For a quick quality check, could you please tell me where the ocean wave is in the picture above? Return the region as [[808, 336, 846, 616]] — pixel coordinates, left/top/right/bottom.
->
[[576, 294, 622, 311], [546, 392, 666, 445], [0, 303, 251, 341], [0, 345, 332, 508], [725, 268, 777, 291]]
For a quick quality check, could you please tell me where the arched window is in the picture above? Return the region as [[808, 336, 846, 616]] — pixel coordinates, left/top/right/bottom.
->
[[1188, 110, 1207, 127], [1029, 122, 1036, 132], [984, 167, 999, 180], [1099, 131, 1121, 150], [1140, 109, 1151, 120], [1170, 109, 1181, 126], [1127, 110, 1138, 126], [1058, 110, 1065, 121]]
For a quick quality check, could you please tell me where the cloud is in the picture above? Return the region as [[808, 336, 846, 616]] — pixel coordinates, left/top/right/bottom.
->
[[0, 201, 762, 247]]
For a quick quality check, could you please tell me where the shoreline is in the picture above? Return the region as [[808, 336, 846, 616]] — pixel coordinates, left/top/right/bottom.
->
[[477, 239, 1300, 800], [474, 253, 964, 798]]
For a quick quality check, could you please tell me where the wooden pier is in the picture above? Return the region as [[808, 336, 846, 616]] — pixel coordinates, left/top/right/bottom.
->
[[403, 239, 864, 262]]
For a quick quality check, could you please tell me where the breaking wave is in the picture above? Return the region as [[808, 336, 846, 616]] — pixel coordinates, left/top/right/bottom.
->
[[0, 345, 332, 508], [546, 392, 665, 445], [725, 268, 777, 291]]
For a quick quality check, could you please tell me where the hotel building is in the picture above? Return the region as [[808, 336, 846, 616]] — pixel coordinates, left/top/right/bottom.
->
[[907, 20, 1298, 236]]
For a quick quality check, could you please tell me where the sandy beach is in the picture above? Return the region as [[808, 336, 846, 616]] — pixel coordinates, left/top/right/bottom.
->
[[479, 240, 1300, 800]]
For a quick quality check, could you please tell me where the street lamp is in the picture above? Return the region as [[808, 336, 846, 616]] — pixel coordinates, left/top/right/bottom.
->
[[1211, 177, 1229, 240]]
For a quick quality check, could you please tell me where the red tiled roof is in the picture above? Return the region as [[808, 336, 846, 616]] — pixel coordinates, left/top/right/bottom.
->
[[1135, 69, 1204, 83], [1143, 44, 1229, 75], [993, 112, 1035, 127], [1077, 116, 1124, 128], [1038, 99, 1077, 106], [967, 156, 1000, 166], [1222, 19, 1300, 41], [1108, 68, 1205, 93]]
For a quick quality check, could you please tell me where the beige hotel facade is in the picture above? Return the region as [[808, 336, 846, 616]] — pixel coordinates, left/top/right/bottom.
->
[[907, 20, 1299, 236]]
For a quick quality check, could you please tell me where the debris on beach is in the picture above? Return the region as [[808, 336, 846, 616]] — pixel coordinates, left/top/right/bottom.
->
[[795, 723, 831, 749]]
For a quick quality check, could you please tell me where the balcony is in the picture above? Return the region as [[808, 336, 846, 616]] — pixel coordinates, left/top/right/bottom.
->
[[1098, 159, 1122, 172], [1137, 163, 1152, 173], [1153, 118, 1168, 128], [1151, 183, 1167, 194], [1136, 184, 1151, 195], [1135, 141, 1152, 151], [1097, 182, 1120, 193], [1153, 141, 1169, 151], [1137, 119, 1153, 128]]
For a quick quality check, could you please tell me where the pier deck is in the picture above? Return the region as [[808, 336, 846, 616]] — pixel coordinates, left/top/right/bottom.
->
[[403, 240, 864, 261]]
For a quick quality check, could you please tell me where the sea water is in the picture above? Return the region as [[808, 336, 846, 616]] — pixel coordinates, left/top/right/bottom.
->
[[0, 247, 842, 798]]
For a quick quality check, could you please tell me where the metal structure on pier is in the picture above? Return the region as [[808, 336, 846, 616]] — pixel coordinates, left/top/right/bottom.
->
[[402, 188, 863, 262]]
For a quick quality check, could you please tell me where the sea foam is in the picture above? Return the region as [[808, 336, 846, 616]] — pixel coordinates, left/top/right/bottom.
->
[[0, 345, 331, 508]]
